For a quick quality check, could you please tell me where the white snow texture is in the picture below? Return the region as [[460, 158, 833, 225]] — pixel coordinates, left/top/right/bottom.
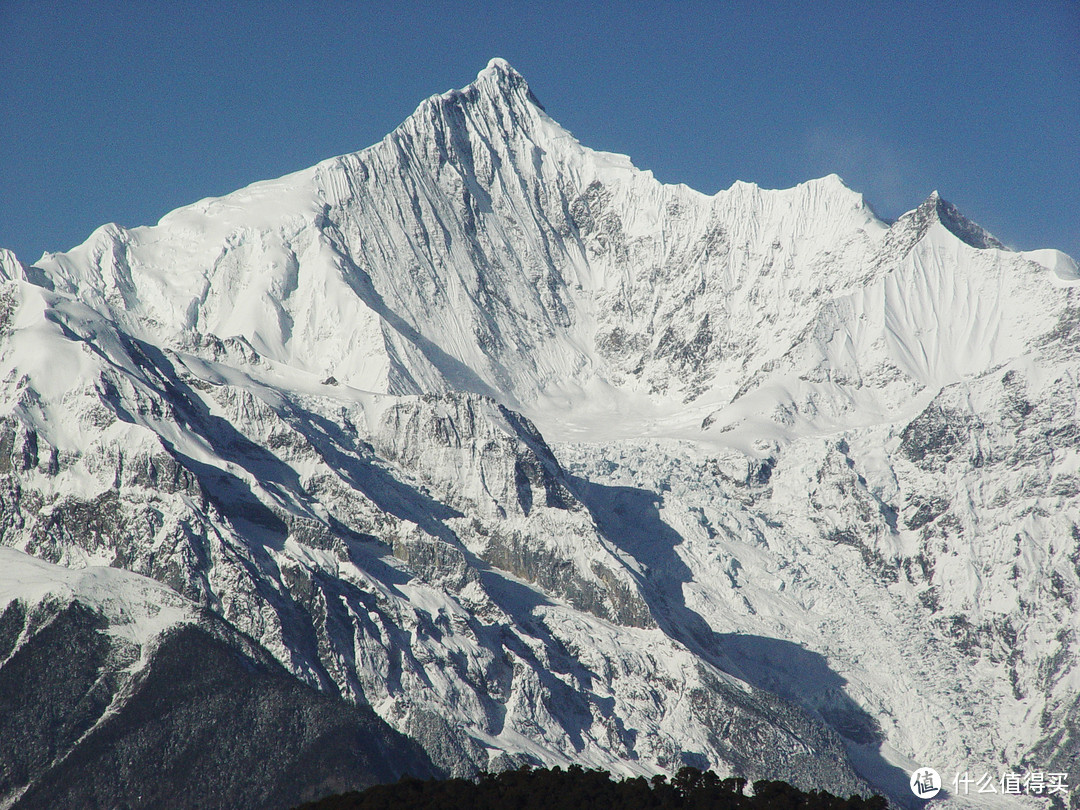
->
[[1, 58, 1077, 807]]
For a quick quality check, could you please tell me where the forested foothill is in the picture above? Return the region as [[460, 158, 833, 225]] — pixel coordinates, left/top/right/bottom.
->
[[294, 765, 889, 810]]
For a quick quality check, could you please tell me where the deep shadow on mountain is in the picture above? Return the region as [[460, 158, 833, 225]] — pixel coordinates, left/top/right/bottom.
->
[[1, 601, 438, 810], [567, 474, 917, 806]]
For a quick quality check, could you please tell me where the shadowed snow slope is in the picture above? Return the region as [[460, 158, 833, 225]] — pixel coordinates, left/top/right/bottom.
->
[[2, 59, 1078, 808]]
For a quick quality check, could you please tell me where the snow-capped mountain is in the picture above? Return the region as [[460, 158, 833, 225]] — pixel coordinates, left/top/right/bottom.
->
[[2, 58, 1077, 808]]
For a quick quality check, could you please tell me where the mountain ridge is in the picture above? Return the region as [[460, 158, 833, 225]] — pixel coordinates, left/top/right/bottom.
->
[[2, 60, 1078, 809]]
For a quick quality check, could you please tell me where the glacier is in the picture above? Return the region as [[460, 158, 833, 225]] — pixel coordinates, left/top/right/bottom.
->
[[1, 57, 1077, 808]]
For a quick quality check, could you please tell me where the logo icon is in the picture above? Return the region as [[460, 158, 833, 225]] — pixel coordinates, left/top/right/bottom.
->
[[911, 767, 941, 799]]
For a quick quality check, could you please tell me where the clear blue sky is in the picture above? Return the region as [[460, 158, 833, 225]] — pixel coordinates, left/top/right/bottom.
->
[[2, 1, 1077, 262]]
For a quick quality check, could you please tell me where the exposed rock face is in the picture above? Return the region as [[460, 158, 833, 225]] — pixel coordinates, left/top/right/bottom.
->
[[1, 58, 1078, 807]]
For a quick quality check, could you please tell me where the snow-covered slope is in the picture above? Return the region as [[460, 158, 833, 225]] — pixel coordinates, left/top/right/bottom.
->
[[29, 60, 890, 433], [0, 272, 868, 796], [2, 58, 1077, 807]]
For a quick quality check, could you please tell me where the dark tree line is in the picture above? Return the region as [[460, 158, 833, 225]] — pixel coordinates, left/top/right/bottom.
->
[[294, 764, 889, 810]]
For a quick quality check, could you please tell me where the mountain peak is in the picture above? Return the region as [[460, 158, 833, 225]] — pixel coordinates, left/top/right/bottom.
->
[[914, 190, 1005, 250], [881, 190, 1006, 254], [468, 57, 544, 111], [478, 57, 519, 81], [471, 57, 528, 94]]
